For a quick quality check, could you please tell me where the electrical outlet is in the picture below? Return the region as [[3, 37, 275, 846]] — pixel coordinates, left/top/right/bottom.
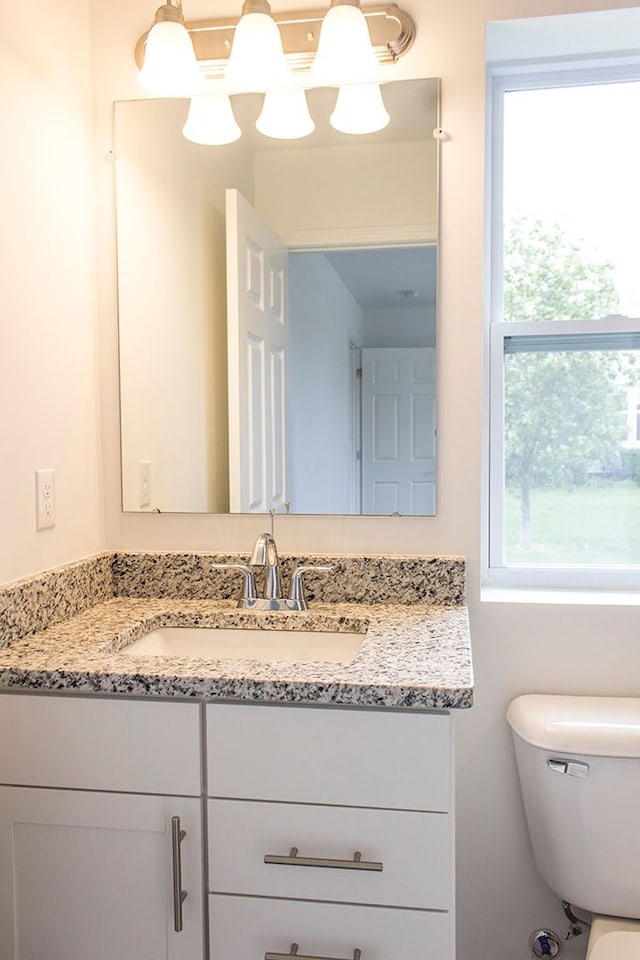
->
[[138, 460, 152, 508], [35, 469, 56, 531]]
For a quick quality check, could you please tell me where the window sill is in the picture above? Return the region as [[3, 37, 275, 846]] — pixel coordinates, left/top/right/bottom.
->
[[481, 586, 640, 606]]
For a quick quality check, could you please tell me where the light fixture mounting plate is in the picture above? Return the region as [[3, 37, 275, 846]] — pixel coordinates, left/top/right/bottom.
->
[[135, 3, 415, 78]]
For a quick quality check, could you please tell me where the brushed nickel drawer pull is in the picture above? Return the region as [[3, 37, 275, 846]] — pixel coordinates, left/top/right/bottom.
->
[[264, 847, 382, 872], [171, 816, 188, 932], [265, 943, 362, 960]]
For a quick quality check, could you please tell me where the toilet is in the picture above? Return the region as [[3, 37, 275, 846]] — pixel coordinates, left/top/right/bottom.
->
[[507, 694, 640, 959]]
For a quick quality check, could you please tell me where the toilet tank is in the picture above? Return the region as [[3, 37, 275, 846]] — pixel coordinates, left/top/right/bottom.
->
[[507, 694, 640, 918]]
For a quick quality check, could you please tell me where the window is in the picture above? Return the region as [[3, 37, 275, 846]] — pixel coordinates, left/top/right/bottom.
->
[[486, 65, 640, 590]]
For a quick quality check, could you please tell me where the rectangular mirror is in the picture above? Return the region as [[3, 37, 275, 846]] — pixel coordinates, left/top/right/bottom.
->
[[114, 78, 439, 516]]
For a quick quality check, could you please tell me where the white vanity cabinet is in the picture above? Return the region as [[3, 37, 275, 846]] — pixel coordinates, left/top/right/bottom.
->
[[0, 693, 455, 960], [206, 703, 454, 960], [0, 693, 204, 960]]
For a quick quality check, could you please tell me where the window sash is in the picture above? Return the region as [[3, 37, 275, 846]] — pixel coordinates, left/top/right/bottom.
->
[[488, 61, 640, 325], [505, 331, 640, 354], [488, 321, 640, 587]]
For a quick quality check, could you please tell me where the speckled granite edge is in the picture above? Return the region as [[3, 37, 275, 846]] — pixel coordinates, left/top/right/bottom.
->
[[0, 554, 113, 649], [112, 552, 466, 606]]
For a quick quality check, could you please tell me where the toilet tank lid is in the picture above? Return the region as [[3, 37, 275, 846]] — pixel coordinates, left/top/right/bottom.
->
[[507, 694, 640, 757]]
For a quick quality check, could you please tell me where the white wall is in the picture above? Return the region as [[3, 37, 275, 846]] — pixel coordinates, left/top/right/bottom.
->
[[363, 304, 437, 348], [85, 3, 640, 960], [288, 252, 364, 513], [0, 0, 102, 584], [254, 140, 437, 245]]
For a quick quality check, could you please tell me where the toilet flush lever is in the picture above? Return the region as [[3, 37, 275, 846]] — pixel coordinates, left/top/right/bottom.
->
[[547, 758, 590, 778]]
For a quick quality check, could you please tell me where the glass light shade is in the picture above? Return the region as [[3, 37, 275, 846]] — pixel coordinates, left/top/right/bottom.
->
[[311, 2, 380, 86], [183, 95, 242, 145], [139, 19, 204, 96], [256, 89, 315, 140], [225, 12, 289, 92], [330, 83, 390, 135]]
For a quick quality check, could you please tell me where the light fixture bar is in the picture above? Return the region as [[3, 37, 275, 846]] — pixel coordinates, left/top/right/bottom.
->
[[135, 3, 415, 77]]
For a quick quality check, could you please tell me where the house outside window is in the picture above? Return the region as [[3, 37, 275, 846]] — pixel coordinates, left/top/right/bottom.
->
[[631, 395, 640, 445]]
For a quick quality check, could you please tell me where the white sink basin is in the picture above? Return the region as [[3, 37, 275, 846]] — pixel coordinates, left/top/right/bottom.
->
[[121, 626, 364, 664]]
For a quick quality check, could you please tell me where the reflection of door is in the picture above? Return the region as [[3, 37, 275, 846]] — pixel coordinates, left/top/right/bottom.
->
[[349, 344, 362, 514], [361, 348, 436, 515], [226, 189, 289, 513]]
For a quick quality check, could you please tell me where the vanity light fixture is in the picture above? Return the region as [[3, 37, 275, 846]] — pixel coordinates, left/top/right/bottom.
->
[[256, 87, 316, 139], [224, 0, 290, 92], [311, 0, 387, 136], [330, 82, 390, 134], [138, 1, 204, 96], [136, 1, 415, 141], [223, 0, 315, 137], [310, 0, 380, 86], [183, 93, 242, 144]]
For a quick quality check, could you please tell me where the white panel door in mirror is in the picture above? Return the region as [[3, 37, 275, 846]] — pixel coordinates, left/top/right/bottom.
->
[[362, 348, 436, 516], [226, 189, 289, 513]]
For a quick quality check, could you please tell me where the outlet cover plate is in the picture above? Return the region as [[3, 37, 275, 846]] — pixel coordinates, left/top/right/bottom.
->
[[35, 468, 56, 530]]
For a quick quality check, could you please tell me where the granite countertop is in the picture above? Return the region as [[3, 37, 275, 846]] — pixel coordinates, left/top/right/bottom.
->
[[0, 599, 471, 710], [0, 552, 473, 711]]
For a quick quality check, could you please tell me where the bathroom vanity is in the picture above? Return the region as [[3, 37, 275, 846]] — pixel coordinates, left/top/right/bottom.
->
[[0, 551, 472, 960]]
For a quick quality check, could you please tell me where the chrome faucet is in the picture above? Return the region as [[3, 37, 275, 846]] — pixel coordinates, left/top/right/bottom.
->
[[249, 532, 282, 602], [214, 533, 332, 611]]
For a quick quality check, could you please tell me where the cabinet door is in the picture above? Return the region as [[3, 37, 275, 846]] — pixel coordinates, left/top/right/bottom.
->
[[0, 787, 203, 960]]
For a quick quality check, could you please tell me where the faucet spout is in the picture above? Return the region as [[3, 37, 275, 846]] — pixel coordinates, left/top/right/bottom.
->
[[250, 533, 281, 600]]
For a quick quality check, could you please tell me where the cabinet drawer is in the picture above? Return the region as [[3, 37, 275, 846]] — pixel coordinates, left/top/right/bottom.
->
[[206, 703, 450, 810], [210, 894, 451, 960], [0, 693, 201, 795], [208, 799, 450, 909]]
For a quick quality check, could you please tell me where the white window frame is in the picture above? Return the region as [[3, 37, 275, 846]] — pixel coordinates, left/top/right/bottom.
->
[[484, 59, 640, 593]]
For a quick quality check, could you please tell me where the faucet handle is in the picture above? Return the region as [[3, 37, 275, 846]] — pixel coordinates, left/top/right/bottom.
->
[[212, 563, 257, 604], [288, 565, 333, 608]]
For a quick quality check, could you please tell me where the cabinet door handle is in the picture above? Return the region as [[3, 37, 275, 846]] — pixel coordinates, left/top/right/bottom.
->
[[265, 943, 362, 960], [264, 847, 382, 872], [171, 816, 188, 932]]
